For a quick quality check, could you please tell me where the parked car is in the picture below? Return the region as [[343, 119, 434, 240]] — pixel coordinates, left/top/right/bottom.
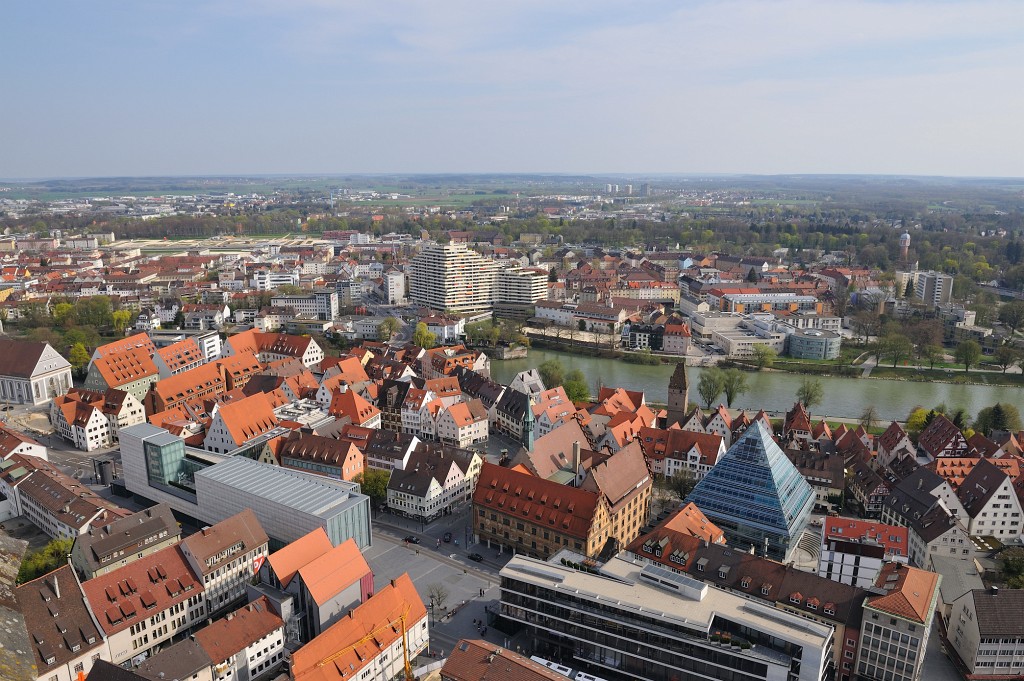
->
[[468, 553, 484, 562], [404, 535, 420, 544], [443, 532, 452, 543]]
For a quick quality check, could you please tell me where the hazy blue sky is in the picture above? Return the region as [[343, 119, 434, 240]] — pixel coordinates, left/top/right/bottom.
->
[[4, 1, 1023, 178]]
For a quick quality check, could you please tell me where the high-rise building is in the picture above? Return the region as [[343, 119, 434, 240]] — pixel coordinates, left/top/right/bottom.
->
[[409, 243, 499, 314], [495, 266, 548, 318], [913, 270, 953, 307], [899, 231, 911, 260], [685, 421, 815, 561]]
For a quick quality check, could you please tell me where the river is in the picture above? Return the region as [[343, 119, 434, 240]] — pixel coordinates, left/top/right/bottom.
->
[[489, 348, 1021, 422]]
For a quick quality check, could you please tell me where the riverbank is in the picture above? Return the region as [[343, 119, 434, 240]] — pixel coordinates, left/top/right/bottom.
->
[[488, 347, 1018, 421]]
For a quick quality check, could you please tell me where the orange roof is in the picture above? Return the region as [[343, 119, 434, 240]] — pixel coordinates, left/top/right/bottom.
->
[[865, 563, 939, 624], [93, 332, 156, 358], [291, 573, 426, 681], [194, 597, 282, 664], [328, 389, 380, 426], [297, 539, 371, 606], [266, 527, 333, 589], [92, 344, 158, 388], [156, 337, 203, 373], [664, 502, 725, 544], [214, 392, 279, 447]]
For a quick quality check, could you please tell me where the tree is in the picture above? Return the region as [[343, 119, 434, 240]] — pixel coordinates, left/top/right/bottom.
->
[[878, 334, 913, 367], [994, 345, 1021, 374], [68, 342, 90, 375], [975, 403, 1023, 436], [538, 359, 565, 390], [999, 300, 1024, 334], [274, 284, 304, 295], [859, 405, 879, 430], [750, 344, 777, 370], [796, 378, 824, 410], [906, 319, 943, 357], [17, 538, 74, 583], [378, 316, 400, 341], [954, 340, 982, 372], [720, 368, 748, 408], [353, 469, 389, 505], [1002, 547, 1024, 589], [922, 344, 943, 369], [411, 322, 437, 349], [906, 407, 929, 438], [669, 469, 697, 499], [111, 309, 132, 335], [427, 583, 450, 612], [696, 367, 724, 409], [51, 302, 75, 328], [578, 319, 587, 332], [563, 369, 591, 403], [746, 267, 759, 283]]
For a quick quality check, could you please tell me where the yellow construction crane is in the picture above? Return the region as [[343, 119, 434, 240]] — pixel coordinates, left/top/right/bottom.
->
[[315, 603, 415, 680]]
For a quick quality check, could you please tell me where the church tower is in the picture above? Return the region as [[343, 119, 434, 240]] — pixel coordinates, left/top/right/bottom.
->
[[666, 362, 689, 428]]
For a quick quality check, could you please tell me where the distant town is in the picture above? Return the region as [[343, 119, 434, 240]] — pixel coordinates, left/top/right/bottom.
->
[[0, 174, 1022, 681]]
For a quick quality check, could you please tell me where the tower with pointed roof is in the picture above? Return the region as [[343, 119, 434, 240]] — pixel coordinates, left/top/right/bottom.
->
[[523, 392, 535, 451], [684, 420, 815, 561], [666, 362, 689, 428]]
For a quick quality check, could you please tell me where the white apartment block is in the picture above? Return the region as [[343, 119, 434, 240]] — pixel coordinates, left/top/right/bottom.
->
[[409, 243, 500, 314], [252, 269, 300, 291], [270, 290, 339, 321]]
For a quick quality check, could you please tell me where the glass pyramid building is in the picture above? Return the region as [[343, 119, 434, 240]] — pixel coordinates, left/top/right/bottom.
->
[[684, 420, 815, 561]]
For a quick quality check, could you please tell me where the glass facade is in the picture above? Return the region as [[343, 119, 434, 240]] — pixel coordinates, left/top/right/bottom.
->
[[685, 421, 815, 561]]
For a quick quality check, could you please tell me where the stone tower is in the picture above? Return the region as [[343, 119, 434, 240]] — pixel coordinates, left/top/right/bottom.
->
[[666, 362, 689, 428]]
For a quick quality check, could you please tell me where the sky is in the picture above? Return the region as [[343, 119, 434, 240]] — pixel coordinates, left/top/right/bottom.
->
[[3, 1, 1024, 179]]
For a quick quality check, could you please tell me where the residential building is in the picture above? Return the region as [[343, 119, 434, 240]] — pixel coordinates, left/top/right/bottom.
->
[[495, 266, 548, 318], [0, 535, 35, 681], [917, 414, 968, 459], [881, 468, 974, 567], [818, 518, 909, 588], [914, 270, 954, 307], [684, 421, 815, 561], [51, 388, 146, 451], [278, 432, 365, 482], [636, 426, 726, 480], [71, 503, 181, 580], [947, 587, 1024, 679], [252, 268, 300, 291], [81, 543, 206, 666], [0, 424, 47, 461], [289, 573, 428, 681], [955, 457, 1023, 540], [500, 554, 835, 681], [441, 639, 569, 681], [16, 566, 109, 681], [662, 322, 692, 355], [225, 330, 324, 367], [17, 465, 126, 539], [855, 562, 940, 681], [409, 243, 500, 314], [194, 597, 285, 681], [387, 442, 482, 521], [474, 441, 651, 560], [360, 428, 419, 472], [204, 393, 280, 454], [435, 399, 489, 447], [327, 387, 382, 429], [151, 338, 206, 378], [178, 509, 270, 617], [254, 529, 373, 643], [270, 290, 339, 321], [143, 352, 262, 414], [0, 339, 73, 405], [875, 422, 915, 470]]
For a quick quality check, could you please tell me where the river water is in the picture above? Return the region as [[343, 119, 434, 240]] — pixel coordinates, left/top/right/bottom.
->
[[489, 348, 1021, 423]]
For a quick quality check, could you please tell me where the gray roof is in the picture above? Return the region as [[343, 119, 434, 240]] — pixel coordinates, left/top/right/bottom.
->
[[197, 456, 361, 516], [971, 589, 1024, 636], [73, 503, 180, 574], [135, 638, 212, 681], [0, 535, 35, 681], [930, 556, 984, 606]]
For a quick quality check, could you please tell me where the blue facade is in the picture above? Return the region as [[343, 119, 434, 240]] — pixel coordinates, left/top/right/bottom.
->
[[685, 421, 814, 561]]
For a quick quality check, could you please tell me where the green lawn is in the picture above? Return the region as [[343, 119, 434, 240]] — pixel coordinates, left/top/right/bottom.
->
[[869, 365, 1024, 385]]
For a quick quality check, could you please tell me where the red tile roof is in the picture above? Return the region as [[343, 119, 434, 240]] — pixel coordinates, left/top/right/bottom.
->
[[865, 562, 939, 624], [81, 544, 203, 636]]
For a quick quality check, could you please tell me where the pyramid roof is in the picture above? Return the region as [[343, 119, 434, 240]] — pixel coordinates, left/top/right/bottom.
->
[[685, 420, 814, 541]]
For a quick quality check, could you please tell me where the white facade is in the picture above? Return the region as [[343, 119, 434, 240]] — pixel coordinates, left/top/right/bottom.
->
[[252, 269, 300, 291], [0, 342, 73, 405], [270, 290, 339, 321], [409, 243, 500, 314]]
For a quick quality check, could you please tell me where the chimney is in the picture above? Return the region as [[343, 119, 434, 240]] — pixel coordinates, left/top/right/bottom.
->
[[201, 527, 211, 536], [991, 585, 999, 596], [52, 575, 60, 599], [917, 477, 923, 490]]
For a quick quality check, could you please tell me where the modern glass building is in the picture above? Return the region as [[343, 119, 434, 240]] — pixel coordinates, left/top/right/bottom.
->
[[684, 421, 815, 561]]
